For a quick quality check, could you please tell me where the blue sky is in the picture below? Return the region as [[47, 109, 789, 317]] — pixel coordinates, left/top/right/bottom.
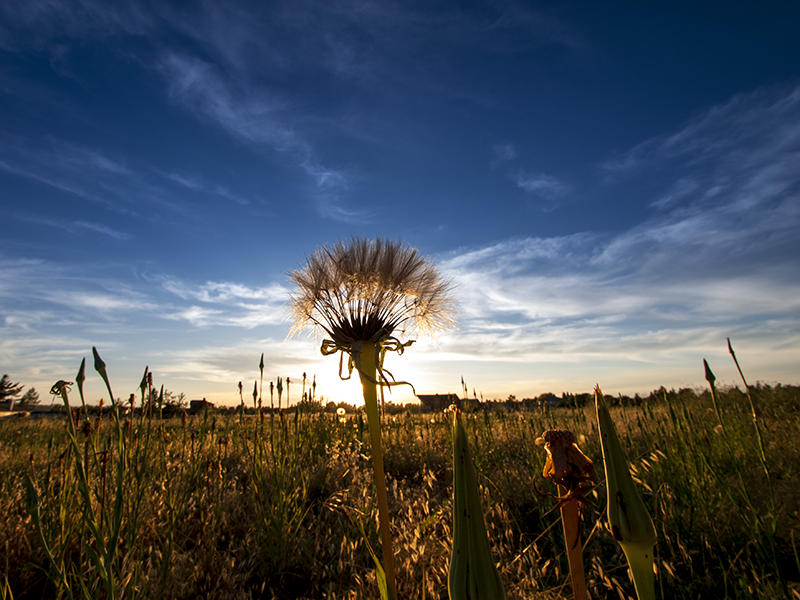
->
[[2, 1, 799, 406]]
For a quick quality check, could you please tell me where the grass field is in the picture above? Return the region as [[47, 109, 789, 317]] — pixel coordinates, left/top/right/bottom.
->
[[1, 382, 799, 599]]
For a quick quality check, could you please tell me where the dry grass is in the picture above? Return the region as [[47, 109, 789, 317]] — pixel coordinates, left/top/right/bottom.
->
[[1, 384, 799, 599]]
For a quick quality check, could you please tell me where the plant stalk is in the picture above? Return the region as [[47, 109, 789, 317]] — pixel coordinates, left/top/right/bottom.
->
[[358, 341, 397, 598], [557, 484, 587, 600]]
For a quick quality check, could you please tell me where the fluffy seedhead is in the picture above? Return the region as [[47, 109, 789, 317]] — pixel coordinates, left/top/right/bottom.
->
[[289, 237, 456, 345]]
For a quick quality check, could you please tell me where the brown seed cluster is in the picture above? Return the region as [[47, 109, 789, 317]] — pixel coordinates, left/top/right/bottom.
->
[[540, 429, 598, 491]]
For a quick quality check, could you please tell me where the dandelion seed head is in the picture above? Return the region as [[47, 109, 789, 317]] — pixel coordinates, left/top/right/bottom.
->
[[289, 237, 457, 345]]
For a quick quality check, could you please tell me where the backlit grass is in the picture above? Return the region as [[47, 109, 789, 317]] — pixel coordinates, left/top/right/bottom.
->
[[1, 382, 799, 598]]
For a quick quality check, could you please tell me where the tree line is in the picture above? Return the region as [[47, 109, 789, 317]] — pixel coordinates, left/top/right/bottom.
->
[[0, 374, 40, 408]]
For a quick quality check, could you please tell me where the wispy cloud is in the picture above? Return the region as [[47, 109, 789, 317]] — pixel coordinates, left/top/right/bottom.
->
[[73, 221, 133, 240], [8, 213, 133, 242], [442, 234, 800, 367], [161, 278, 289, 304], [5, 1, 366, 222], [490, 143, 571, 211], [159, 278, 290, 328], [3, 1, 581, 226], [160, 53, 304, 152], [166, 172, 251, 206], [443, 85, 800, 365], [0, 137, 129, 204], [0, 0, 154, 51], [602, 83, 800, 178], [595, 84, 800, 282], [0, 258, 162, 358], [0, 258, 290, 331], [491, 143, 517, 167], [514, 170, 570, 202], [0, 135, 192, 219], [159, 52, 365, 222], [48, 290, 156, 313]]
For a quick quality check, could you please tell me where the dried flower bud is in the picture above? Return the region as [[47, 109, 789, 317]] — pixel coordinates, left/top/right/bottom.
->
[[540, 429, 598, 491]]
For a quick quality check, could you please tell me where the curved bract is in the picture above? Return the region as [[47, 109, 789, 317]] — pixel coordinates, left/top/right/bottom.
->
[[595, 386, 657, 600], [449, 410, 507, 600]]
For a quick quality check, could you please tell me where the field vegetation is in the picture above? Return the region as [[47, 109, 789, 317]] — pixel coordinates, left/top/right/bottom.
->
[[1, 370, 799, 599]]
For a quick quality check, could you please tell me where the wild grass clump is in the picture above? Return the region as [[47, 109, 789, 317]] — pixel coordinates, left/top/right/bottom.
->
[[2, 350, 799, 598]]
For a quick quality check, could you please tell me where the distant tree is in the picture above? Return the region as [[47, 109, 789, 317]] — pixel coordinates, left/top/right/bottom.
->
[[142, 388, 187, 417], [164, 391, 187, 416], [161, 390, 188, 417], [0, 375, 24, 401], [299, 391, 323, 413], [17, 387, 40, 408]]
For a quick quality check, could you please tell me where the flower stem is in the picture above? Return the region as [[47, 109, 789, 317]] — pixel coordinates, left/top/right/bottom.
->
[[558, 484, 587, 600], [358, 341, 397, 598]]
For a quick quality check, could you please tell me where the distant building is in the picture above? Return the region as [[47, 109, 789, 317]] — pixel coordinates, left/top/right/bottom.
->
[[461, 397, 481, 411], [416, 393, 459, 412], [416, 393, 480, 412], [538, 394, 567, 409], [188, 398, 215, 415]]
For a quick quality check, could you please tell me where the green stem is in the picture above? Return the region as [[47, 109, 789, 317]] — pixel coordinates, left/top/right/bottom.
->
[[358, 341, 397, 598]]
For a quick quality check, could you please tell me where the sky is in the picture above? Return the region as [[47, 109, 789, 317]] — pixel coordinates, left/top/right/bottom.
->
[[1, 1, 799, 408]]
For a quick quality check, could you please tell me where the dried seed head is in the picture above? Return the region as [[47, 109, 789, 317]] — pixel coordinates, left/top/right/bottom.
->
[[542, 429, 577, 445], [50, 380, 73, 396], [289, 237, 456, 345], [540, 429, 598, 489]]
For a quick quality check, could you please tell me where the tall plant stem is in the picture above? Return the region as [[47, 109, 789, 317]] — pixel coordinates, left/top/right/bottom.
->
[[557, 485, 587, 600], [727, 339, 772, 486], [358, 341, 397, 598]]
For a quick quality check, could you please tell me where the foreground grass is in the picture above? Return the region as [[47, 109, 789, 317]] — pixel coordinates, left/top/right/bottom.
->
[[1, 385, 799, 599]]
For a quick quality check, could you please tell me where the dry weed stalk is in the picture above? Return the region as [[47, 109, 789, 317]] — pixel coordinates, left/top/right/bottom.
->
[[537, 429, 597, 600]]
